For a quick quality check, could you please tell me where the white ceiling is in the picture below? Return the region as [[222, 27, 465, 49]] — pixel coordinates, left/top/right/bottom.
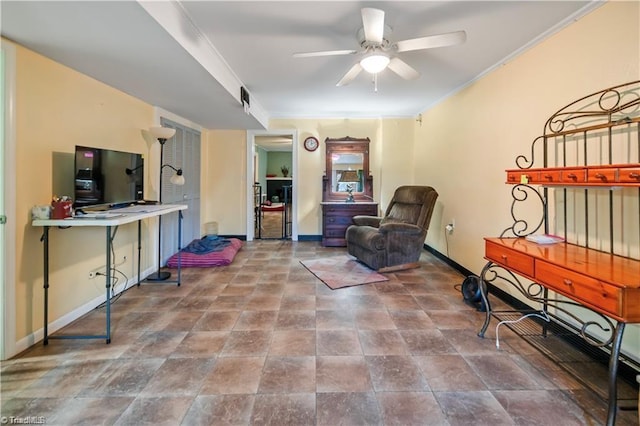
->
[[1, 1, 600, 131]]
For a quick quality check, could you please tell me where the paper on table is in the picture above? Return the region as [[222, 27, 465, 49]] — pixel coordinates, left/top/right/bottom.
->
[[525, 234, 565, 244]]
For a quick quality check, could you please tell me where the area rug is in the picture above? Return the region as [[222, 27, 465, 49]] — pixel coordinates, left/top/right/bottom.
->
[[300, 255, 388, 290]]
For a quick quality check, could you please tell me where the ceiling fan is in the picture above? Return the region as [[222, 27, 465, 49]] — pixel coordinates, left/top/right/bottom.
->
[[293, 8, 466, 88]]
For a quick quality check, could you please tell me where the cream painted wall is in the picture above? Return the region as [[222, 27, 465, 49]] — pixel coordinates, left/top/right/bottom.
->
[[203, 119, 416, 237], [379, 119, 416, 209], [201, 129, 247, 235], [414, 1, 639, 359], [12, 41, 155, 344], [417, 0, 639, 275], [270, 118, 417, 235]]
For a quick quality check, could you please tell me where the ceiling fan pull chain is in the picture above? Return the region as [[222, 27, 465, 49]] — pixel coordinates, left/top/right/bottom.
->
[[373, 73, 378, 92]]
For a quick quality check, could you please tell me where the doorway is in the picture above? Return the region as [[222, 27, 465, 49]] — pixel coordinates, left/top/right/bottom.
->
[[246, 130, 298, 241], [258, 184, 292, 239]]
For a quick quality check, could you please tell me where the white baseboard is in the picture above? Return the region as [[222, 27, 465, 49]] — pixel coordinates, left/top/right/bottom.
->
[[11, 266, 155, 357]]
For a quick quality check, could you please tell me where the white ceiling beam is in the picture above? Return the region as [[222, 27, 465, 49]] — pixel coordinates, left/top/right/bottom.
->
[[137, 0, 269, 128]]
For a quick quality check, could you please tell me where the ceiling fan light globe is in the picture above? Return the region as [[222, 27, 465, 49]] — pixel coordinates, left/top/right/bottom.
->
[[360, 54, 390, 74]]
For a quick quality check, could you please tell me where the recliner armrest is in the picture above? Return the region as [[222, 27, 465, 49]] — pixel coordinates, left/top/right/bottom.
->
[[352, 215, 383, 227], [379, 222, 422, 235]]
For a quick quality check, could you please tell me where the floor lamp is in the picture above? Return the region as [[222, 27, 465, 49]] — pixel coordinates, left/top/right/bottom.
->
[[146, 126, 185, 281]]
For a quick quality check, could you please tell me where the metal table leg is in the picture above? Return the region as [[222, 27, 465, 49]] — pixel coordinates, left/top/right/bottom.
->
[[477, 261, 493, 338], [42, 226, 50, 345], [606, 322, 625, 426], [105, 226, 111, 344], [136, 220, 142, 286], [177, 210, 182, 286]]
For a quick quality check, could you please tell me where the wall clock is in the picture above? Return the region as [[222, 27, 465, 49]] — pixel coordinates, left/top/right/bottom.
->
[[304, 136, 319, 152]]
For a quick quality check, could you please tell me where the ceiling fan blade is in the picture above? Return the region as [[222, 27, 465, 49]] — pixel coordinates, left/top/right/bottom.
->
[[361, 8, 385, 43], [336, 63, 363, 86], [293, 49, 358, 58], [387, 57, 420, 80], [395, 30, 467, 53]]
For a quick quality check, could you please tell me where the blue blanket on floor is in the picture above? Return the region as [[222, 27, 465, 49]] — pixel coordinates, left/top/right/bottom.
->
[[182, 235, 231, 254]]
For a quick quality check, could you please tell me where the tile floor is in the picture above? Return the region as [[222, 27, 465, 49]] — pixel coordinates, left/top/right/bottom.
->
[[1, 241, 638, 425], [258, 211, 286, 239]]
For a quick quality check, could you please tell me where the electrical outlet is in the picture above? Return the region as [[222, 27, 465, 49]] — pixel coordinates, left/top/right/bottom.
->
[[446, 219, 455, 234], [88, 266, 103, 279], [89, 256, 126, 278]]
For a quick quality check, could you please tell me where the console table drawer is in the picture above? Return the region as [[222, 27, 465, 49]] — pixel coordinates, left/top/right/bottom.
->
[[485, 241, 534, 277], [535, 261, 620, 316]]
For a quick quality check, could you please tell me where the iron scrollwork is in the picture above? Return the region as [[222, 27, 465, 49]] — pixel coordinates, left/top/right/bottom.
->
[[514, 135, 546, 169], [477, 261, 616, 348], [544, 81, 640, 136], [499, 184, 546, 238]]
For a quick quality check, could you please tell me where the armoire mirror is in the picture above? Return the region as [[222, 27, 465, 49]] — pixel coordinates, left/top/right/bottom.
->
[[322, 136, 373, 202]]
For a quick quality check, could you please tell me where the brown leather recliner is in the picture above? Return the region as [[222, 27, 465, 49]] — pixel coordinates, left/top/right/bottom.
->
[[345, 186, 438, 272]]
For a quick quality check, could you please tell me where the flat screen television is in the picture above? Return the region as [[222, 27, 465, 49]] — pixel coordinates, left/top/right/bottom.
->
[[74, 145, 144, 210]]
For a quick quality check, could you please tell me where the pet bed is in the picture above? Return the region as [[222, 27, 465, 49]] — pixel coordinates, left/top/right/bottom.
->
[[261, 202, 284, 212], [166, 237, 242, 268]]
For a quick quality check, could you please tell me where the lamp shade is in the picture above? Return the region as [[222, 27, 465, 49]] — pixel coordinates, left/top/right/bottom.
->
[[339, 170, 360, 183], [170, 173, 185, 186], [149, 126, 176, 140], [360, 53, 390, 74]]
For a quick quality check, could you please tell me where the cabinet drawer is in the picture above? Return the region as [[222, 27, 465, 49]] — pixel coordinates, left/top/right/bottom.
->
[[560, 168, 586, 184], [353, 207, 378, 215], [485, 241, 534, 277], [535, 261, 620, 316], [324, 228, 348, 238], [538, 170, 562, 184], [617, 166, 640, 183], [587, 168, 616, 184], [323, 206, 377, 215], [321, 203, 378, 247], [324, 215, 356, 226], [506, 170, 537, 184]]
